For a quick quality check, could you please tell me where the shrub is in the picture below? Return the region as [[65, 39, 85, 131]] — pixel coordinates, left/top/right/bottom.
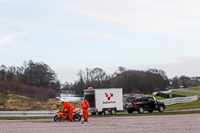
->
[[172, 94, 186, 98], [0, 81, 56, 102], [56, 103, 61, 108], [156, 92, 170, 98], [0, 87, 7, 105]]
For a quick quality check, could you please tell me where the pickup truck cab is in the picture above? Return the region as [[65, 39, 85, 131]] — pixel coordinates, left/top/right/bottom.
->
[[124, 95, 166, 114]]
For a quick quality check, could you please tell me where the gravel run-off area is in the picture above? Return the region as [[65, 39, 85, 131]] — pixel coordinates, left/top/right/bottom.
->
[[1, 114, 200, 133]]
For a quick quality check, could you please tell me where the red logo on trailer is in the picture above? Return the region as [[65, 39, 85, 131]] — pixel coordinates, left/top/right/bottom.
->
[[105, 93, 113, 100]]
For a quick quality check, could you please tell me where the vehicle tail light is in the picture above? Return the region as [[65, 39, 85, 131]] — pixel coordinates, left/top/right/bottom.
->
[[133, 102, 136, 106]]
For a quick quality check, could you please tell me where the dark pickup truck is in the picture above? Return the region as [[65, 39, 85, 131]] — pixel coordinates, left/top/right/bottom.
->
[[124, 95, 166, 114]]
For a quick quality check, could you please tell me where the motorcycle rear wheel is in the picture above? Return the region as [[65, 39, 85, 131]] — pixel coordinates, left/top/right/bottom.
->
[[73, 114, 81, 122]]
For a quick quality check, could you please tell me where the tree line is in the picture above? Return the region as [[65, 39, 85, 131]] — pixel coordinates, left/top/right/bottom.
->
[[63, 67, 170, 94], [170, 75, 200, 88], [0, 60, 60, 90], [0, 60, 60, 104], [1, 60, 200, 105]]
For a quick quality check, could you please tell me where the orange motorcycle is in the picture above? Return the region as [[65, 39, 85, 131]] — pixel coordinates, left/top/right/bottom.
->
[[54, 108, 82, 122]]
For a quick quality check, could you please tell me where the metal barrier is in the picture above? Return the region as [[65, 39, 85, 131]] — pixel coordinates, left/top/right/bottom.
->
[[159, 95, 198, 105], [0, 110, 85, 117], [153, 90, 172, 95], [0, 110, 56, 117]]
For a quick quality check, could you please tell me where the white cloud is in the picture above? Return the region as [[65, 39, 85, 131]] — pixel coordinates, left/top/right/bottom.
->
[[0, 0, 19, 3], [0, 32, 27, 48], [3, 0, 200, 42], [0, 17, 133, 41], [58, 0, 200, 39]]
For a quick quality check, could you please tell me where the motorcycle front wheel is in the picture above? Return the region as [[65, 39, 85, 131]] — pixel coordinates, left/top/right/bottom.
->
[[73, 114, 81, 122], [54, 115, 62, 122]]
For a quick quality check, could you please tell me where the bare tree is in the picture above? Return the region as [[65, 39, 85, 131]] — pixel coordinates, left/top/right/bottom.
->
[[0, 65, 7, 81]]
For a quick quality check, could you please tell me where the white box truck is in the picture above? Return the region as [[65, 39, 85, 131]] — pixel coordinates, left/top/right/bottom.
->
[[84, 88, 123, 115]]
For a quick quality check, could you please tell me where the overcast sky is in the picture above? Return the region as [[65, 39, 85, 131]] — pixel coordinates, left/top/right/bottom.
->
[[1, 0, 200, 83]]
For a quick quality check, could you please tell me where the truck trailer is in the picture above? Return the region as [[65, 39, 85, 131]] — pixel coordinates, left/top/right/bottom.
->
[[84, 88, 123, 115]]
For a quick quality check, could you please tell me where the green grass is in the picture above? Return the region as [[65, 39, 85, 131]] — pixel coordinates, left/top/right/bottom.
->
[[145, 90, 200, 111], [165, 100, 200, 111], [184, 86, 200, 91], [1, 111, 200, 120], [147, 91, 200, 100]]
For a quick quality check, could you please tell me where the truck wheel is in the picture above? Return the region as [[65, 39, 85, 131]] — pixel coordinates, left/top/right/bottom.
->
[[127, 109, 134, 114], [91, 112, 96, 115], [98, 112, 102, 115], [54, 115, 62, 122], [158, 106, 164, 113], [138, 106, 144, 114], [110, 109, 116, 115], [104, 109, 110, 115], [148, 110, 153, 113]]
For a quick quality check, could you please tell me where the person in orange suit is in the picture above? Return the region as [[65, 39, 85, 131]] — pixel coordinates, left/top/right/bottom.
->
[[80, 99, 90, 122], [62, 101, 73, 121]]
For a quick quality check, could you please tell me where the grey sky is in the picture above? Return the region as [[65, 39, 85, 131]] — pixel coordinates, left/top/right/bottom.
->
[[0, 0, 200, 83]]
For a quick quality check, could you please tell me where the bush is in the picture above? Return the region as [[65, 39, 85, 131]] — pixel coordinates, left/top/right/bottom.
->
[[156, 92, 170, 98], [0, 81, 56, 101], [172, 94, 186, 98], [56, 103, 61, 108], [0, 87, 7, 105]]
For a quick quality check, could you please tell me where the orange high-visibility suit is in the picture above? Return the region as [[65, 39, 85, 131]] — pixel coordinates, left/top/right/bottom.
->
[[63, 102, 73, 120], [80, 101, 90, 120]]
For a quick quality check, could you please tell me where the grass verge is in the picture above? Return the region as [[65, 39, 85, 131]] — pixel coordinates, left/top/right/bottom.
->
[[165, 100, 200, 111], [0, 93, 81, 111], [184, 86, 200, 91]]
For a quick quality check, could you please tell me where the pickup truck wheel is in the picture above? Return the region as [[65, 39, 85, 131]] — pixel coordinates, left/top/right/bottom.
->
[[138, 106, 144, 114], [127, 109, 134, 114], [91, 112, 96, 115], [110, 109, 116, 115], [158, 106, 164, 113], [104, 109, 110, 115], [98, 112, 102, 115], [148, 110, 153, 113]]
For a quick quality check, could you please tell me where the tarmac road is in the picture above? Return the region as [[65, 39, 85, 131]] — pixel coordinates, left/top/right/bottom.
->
[[1, 113, 200, 133], [172, 89, 200, 93]]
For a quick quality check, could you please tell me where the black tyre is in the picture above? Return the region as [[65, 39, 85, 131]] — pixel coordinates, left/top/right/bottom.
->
[[148, 110, 153, 113], [138, 106, 144, 114], [91, 112, 96, 115], [158, 106, 164, 113], [73, 114, 81, 122], [110, 109, 116, 115], [98, 112, 102, 115], [127, 109, 134, 114], [104, 109, 110, 115], [54, 115, 62, 122]]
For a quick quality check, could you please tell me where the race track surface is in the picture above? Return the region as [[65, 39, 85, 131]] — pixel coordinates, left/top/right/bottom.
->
[[1, 114, 200, 133]]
